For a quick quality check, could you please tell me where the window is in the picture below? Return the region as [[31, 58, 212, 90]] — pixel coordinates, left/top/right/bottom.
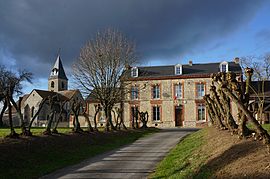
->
[[197, 103, 206, 121], [153, 106, 160, 121], [51, 81, 55, 88], [221, 64, 227, 72], [220, 61, 228, 72], [62, 82, 65, 89], [152, 85, 160, 99], [175, 64, 182, 75], [174, 83, 182, 99], [131, 67, 138, 77], [196, 83, 205, 98], [131, 86, 139, 100]]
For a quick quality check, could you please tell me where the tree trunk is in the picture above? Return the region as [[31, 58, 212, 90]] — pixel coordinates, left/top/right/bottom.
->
[[7, 98, 18, 138], [0, 99, 7, 127], [206, 96, 226, 128], [84, 112, 94, 132], [43, 111, 55, 135], [210, 87, 228, 129], [26, 98, 48, 136], [222, 87, 270, 144], [10, 97, 27, 135], [93, 110, 99, 131], [204, 96, 215, 125], [218, 89, 238, 131]]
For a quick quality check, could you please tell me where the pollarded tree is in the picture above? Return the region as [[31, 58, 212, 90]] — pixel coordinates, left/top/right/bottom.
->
[[73, 28, 137, 131]]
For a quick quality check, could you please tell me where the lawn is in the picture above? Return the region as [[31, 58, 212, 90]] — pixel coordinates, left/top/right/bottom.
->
[[149, 129, 208, 179], [0, 128, 159, 179], [150, 124, 270, 179], [0, 127, 72, 137]]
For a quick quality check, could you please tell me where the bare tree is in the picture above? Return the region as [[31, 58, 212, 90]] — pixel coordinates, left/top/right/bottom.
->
[[73, 28, 137, 131], [0, 66, 32, 137], [240, 54, 270, 81], [241, 53, 270, 125]]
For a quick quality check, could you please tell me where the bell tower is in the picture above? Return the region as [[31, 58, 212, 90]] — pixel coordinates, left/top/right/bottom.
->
[[48, 54, 68, 92]]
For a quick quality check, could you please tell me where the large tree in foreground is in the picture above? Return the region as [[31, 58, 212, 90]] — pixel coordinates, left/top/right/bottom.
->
[[73, 29, 137, 131]]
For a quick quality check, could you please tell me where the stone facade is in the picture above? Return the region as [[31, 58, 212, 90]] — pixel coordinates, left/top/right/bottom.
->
[[123, 77, 215, 128], [122, 61, 242, 128]]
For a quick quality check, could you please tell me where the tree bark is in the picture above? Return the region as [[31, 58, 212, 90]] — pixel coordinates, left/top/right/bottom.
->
[[222, 87, 270, 144], [10, 97, 27, 134], [0, 99, 7, 127], [7, 98, 18, 138]]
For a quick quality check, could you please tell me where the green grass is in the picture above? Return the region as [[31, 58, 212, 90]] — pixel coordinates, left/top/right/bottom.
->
[[0, 128, 159, 179], [150, 129, 210, 179], [0, 127, 72, 137], [151, 124, 270, 179], [247, 123, 270, 132]]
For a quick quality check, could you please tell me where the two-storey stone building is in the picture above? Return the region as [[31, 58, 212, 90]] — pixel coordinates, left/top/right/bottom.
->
[[123, 59, 242, 128]]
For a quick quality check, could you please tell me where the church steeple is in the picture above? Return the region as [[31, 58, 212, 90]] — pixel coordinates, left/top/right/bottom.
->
[[48, 54, 68, 92]]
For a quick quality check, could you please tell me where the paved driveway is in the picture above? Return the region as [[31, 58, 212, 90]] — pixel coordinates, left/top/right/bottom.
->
[[41, 128, 198, 179]]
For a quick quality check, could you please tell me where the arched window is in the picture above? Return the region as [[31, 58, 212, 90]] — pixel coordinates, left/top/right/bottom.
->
[[62, 81, 65, 89], [31, 107, 35, 117], [51, 81, 55, 88]]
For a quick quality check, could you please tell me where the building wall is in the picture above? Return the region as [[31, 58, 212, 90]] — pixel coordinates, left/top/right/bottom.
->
[[123, 77, 239, 128]]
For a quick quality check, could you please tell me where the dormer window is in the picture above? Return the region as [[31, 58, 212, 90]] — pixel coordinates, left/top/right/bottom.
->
[[131, 67, 138, 77], [220, 61, 228, 72], [175, 64, 182, 75]]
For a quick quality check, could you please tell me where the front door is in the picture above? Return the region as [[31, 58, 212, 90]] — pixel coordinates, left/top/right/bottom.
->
[[175, 106, 182, 126]]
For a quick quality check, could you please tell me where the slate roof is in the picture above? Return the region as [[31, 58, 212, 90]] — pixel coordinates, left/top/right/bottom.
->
[[34, 89, 68, 101], [49, 55, 68, 80], [58, 90, 78, 100], [126, 61, 242, 79]]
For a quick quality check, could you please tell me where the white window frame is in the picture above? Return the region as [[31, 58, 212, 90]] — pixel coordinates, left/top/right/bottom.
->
[[153, 105, 160, 121], [196, 83, 205, 98], [175, 83, 182, 99], [175, 64, 182, 75], [131, 67, 138, 77], [152, 85, 160, 99], [220, 61, 228, 72], [197, 103, 206, 121]]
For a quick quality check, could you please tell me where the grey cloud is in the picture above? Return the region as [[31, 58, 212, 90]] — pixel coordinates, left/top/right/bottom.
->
[[0, 0, 266, 79]]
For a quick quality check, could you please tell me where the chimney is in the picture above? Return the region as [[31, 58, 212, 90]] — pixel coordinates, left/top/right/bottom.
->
[[234, 57, 240, 64], [188, 60, 193, 66]]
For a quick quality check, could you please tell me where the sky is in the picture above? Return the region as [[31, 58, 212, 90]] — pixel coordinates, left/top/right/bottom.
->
[[1, 0, 270, 95]]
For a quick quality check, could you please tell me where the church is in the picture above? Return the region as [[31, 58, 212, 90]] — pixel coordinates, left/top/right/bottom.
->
[[4, 55, 84, 127]]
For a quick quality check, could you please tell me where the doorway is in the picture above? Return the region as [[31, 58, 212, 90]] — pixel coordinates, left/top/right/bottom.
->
[[175, 105, 183, 126]]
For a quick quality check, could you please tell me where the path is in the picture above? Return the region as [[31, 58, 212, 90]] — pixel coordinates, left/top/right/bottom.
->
[[41, 128, 198, 179]]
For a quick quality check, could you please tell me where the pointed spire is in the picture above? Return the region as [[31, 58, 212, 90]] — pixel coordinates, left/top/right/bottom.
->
[[49, 54, 68, 80]]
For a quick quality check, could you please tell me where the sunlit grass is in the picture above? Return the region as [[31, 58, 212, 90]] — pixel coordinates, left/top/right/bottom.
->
[[150, 129, 209, 179]]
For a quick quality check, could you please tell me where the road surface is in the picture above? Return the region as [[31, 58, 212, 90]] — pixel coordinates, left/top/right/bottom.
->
[[41, 128, 198, 179]]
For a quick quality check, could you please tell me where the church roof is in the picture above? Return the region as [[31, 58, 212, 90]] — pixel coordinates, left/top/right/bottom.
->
[[49, 55, 68, 80], [29, 89, 68, 101], [58, 90, 79, 100]]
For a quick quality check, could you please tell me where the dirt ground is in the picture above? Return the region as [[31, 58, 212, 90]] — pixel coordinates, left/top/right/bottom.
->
[[201, 127, 270, 179]]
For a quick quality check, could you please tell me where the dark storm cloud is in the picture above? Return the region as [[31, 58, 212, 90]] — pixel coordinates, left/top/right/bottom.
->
[[0, 0, 266, 78]]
